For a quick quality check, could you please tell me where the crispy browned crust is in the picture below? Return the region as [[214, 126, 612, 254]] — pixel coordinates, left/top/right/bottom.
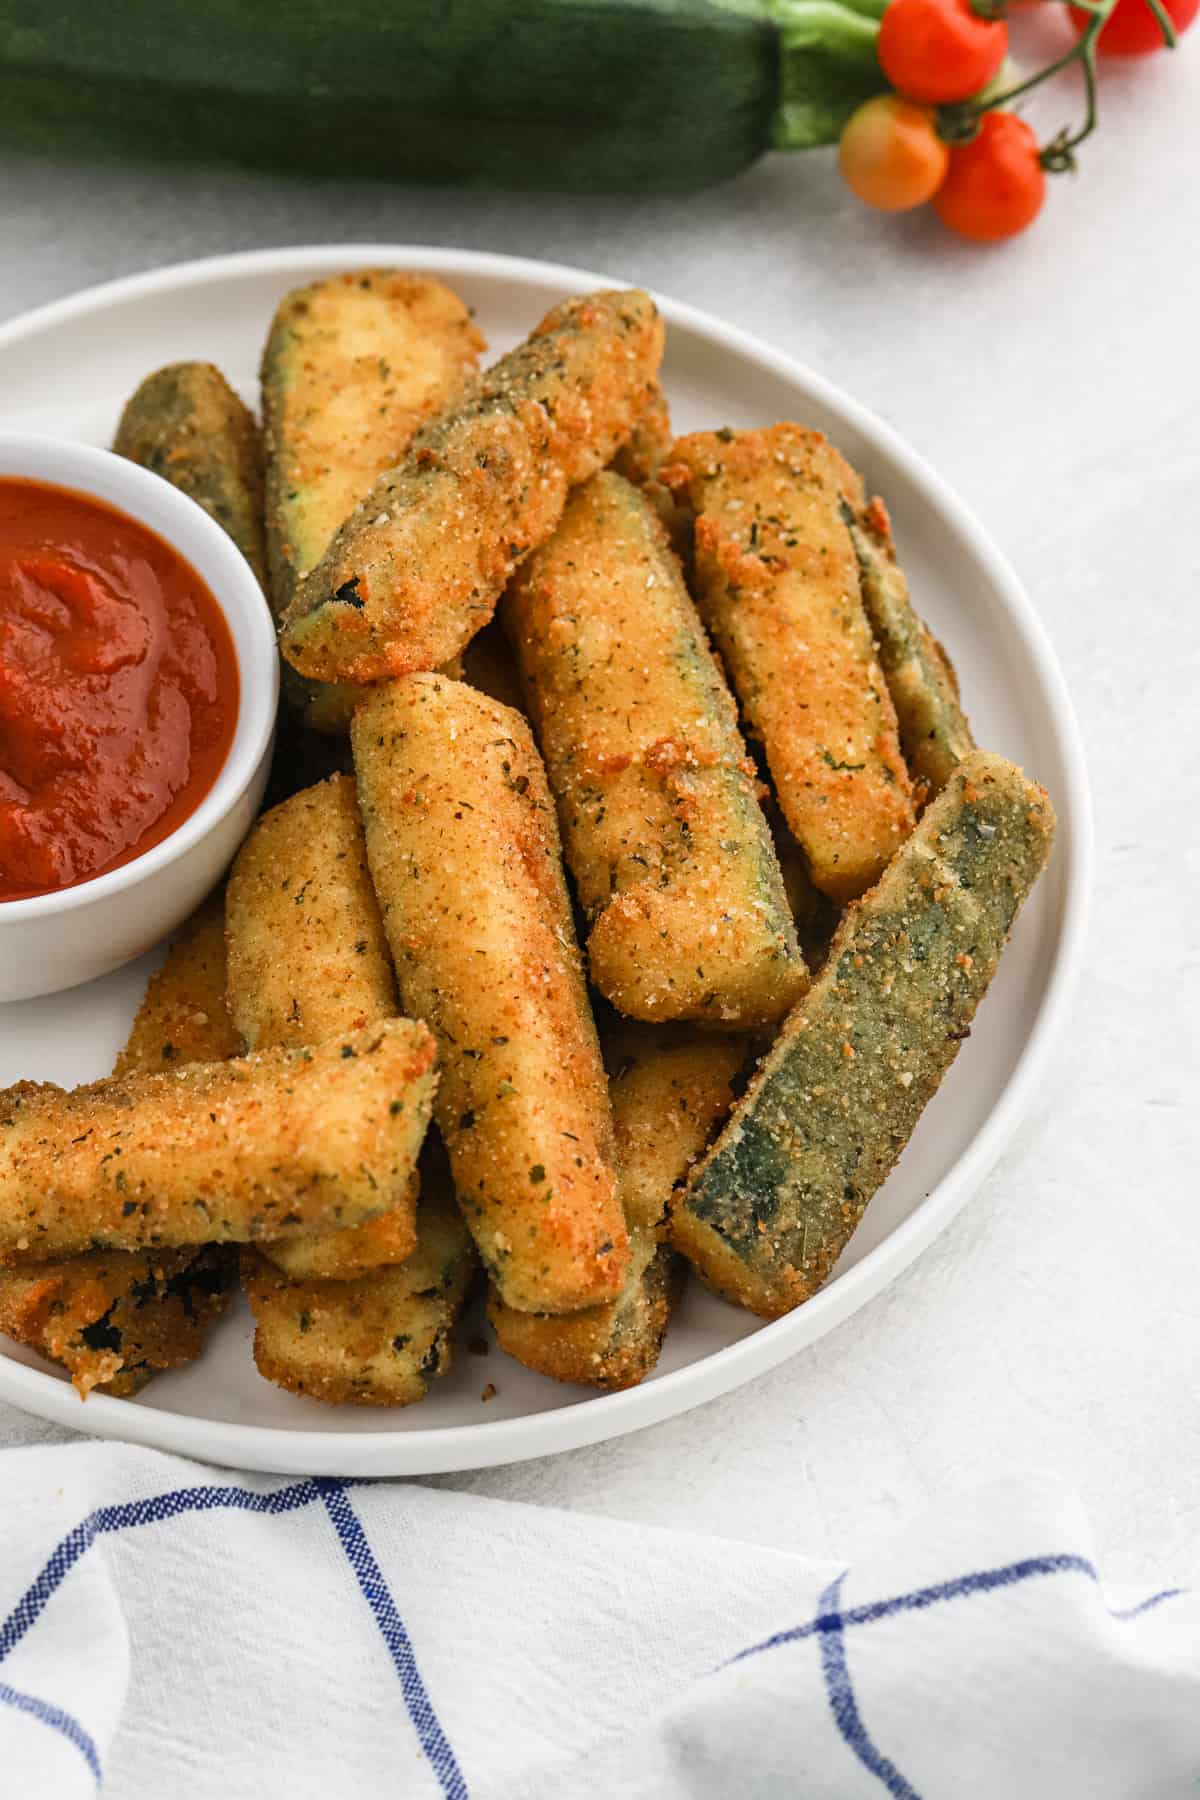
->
[[849, 494, 974, 804], [225, 772, 421, 1280], [673, 753, 1056, 1317], [353, 675, 628, 1313], [489, 1026, 746, 1388], [262, 270, 484, 735], [226, 774, 396, 1052], [506, 471, 806, 1028], [0, 905, 239, 1395], [609, 380, 673, 487], [0, 1019, 436, 1262], [280, 289, 664, 685], [243, 1174, 476, 1407], [0, 1247, 234, 1398], [114, 361, 266, 586], [663, 427, 915, 902], [114, 892, 239, 1078]]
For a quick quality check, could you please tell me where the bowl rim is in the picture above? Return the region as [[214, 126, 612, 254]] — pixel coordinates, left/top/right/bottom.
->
[[0, 245, 1093, 1474], [0, 433, 278, 921]]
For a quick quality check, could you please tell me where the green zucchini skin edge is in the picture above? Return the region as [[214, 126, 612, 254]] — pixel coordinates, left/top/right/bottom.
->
[[673, 751, 1056, 1318], [0, 1, 779, 192]]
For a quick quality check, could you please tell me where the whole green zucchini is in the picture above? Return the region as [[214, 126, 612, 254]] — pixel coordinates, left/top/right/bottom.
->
[[0, 0, 883, 191]]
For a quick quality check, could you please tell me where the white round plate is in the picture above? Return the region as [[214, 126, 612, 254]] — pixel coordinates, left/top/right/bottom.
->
[[0, 246, 1089, 1475]]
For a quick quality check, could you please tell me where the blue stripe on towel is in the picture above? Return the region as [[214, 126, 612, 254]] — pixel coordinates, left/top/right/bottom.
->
[[317, 1480, 468, 1800], [727, 1552, 1184, 1667], [0, 1476, 466, 1796], [816, 1573, 923, 1800], [0, 1678, 102, 1785]]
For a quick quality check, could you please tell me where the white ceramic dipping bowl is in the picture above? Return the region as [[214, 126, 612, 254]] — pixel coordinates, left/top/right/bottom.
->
[[0, 435, 277, 1002]]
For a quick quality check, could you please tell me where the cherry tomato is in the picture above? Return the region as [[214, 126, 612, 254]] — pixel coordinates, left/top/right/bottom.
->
[[838, 95, 950, 212], [933, 112, 1045, 242], [1070, 0, 1197, 54], [878, 0, 1009, 104]]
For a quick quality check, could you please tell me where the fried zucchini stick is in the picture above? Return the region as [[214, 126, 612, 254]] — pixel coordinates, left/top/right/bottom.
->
[[846, 495, 974, 803], [672, 752, 1055, 1318], [490, 1027, 746, 1389], [242, 1137, 476, 1406], [353, 675, 628, 1312], [610, 379, 673, 487], [0, 1247, 232, 1399], [225, 774, 418, 1279], [0, 898, 237, 1396], [506, 472, 806, 1027], [0, 1019, 436, 1262], [280, 289, 664, 686], [114, 361, 267, 586], [114, 890, 240, 1076], [263, 270, 484, 732], [663, 427, 915, 902]]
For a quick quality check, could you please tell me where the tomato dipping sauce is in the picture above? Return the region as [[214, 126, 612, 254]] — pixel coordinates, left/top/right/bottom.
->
[[0, 478, 239, 903]]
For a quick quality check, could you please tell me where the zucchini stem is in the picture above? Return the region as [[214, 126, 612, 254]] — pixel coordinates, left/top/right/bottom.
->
[[767, 0, 884, 150]]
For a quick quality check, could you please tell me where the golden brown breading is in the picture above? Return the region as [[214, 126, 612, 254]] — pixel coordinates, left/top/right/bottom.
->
[[662, 427, 915, 902], [609, 379, 673, 487], [490, 1026, 747, 1389], [225, 775, 397, 1052], [114, 891, 239, 1078], [262, 269, 484, 734], [0, 1247, 234, 1398], [847, 494, 974, 803], [280, 289, 664, 686], [0, 901, 239, 1396], [242, 1166, 475, 1407], [0, 1019, 436, 1262], [114, 361, 267, 586], [225, 773, 418, 1280], [505, 472, 807, 1027], [672, 753, 1055, 1317], [353, 675, 629, 1313]]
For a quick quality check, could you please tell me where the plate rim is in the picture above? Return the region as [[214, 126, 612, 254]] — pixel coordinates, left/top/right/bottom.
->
[[0, 244, 1093, 1475]]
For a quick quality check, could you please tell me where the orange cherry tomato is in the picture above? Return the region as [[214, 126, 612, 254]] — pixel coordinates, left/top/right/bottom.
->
[[878, 0, 1009, 104], [838, 94, 950, 212], [933, 112, 1046, 242], [1070, 0, 1197, 53]]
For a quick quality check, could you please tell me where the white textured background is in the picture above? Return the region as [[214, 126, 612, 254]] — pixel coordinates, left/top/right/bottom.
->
[[1, 35, 1197, 1584]]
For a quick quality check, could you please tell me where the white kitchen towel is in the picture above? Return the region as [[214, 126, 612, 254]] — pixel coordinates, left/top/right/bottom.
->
[[0, 1442, 1194, 1800]]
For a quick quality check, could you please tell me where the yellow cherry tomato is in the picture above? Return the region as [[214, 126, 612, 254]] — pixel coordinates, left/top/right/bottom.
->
[[838, 94, 950, 213]]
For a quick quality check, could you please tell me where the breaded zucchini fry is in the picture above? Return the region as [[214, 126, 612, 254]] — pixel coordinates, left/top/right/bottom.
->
[[280, 289, 664, 686], [114, 890, 239, 1077], [0, 1018, 436, 1262], [114, 361, 267, 586], [663, 427, 915, 902], [847, 495, 974, 802], [506, 472, 806, 1027], [225, 775, 396, 1052], [242, 1140, 476, 1407], [0, 901, 238, 1396], [353, 675, 628, 1312], [0, 1247, 233, 1399], [263, 270, 484, 733], [225, 773, 418, 1280], [609, 379, 673, 487], [672, 752, 1055, 1317], [490, 1026, 747, 1389]]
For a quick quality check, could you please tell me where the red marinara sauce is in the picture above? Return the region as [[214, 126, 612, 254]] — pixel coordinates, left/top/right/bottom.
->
[[0, 478, 239, 903]]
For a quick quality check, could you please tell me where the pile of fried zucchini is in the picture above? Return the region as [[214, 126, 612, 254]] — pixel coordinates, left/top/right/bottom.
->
[[0, 270, 1054, 1407]]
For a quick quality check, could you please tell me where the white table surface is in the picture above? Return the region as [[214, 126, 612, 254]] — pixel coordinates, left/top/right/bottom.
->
[[1, 50, 1197, 1586]]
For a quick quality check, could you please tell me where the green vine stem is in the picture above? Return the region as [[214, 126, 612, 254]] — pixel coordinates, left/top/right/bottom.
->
[[939, 0, 1179, 169]]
